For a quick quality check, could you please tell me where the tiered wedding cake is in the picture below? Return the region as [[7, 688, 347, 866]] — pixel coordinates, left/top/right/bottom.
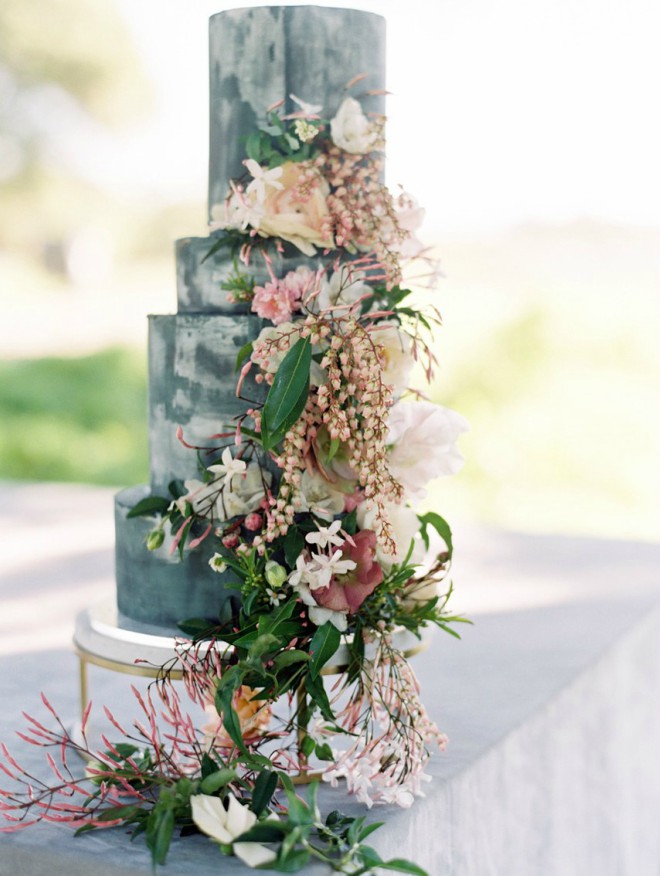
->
[[2, 9, 470, 869], [114, 6, 387, 631]]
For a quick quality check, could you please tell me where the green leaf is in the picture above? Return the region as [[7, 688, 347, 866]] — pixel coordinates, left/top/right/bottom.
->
[[276, 847, 311, 872], [235, 821, 289, 843], [260, 336, 311, 451], [358, 821, 385, 841], [246, 131, 262, 162], [97, 804, 142, 822], [235, 341, 254, 372], [342, 507, 358, 535], [283, 525, 305, 568], [418, 511, 453, 558], [358, 845, 383, 868], [145, 807, 175, 867], [273, 649, 310, 669], [305, 673, 334, 722], [248, 632, 281, 660], [250, 769, 278, 816], [300, 735, 315, 758], [200, 768, 237, 794], [308, 622, 341, 680], [314, 741, 334, 762], [216, 682, 248, 755], [379, 860, 429, 876], [127, 495, 170, 518], [168, 479, 186, 499]]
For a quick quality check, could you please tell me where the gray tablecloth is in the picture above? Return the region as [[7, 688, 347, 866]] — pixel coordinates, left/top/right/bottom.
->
[[1, 483, 659, 875]]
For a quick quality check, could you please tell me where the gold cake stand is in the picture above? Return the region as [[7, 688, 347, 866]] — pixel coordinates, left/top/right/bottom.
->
[[73, 599, 428, 783]]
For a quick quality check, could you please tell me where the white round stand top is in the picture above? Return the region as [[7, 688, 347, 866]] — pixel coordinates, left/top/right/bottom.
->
[[73, 598, 429, 675]]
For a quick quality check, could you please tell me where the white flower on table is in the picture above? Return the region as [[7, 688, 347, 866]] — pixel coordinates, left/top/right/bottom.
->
[[190, 793, 277, 868], [208, 447, 247, 490], [330, 97, 378, 154]]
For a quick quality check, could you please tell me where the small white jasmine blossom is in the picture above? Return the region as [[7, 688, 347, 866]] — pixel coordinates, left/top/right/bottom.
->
[[294, 118, 318, 142], [190, 793, 277, 868], [243, 158, 283, 202], [305, 519, 344, 550], [307, 550, 356, 590], [208, 553, 227, 574], [289, 93, 323, 116], [208, 447, 247, 490]]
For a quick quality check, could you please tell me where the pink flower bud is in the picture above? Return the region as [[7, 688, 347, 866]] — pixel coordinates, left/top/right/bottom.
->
[[243, 512, 262, 532], [222, 532, 240, 549]]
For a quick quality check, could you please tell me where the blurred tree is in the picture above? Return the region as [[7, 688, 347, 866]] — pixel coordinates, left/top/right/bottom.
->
[[0, 0, 152, 263]]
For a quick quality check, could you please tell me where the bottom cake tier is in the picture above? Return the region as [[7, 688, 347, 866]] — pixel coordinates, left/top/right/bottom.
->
[[115, 485, 240, 633]]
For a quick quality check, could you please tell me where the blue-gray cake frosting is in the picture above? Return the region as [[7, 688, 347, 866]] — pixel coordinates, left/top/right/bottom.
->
[[115, 6, 386, 632]]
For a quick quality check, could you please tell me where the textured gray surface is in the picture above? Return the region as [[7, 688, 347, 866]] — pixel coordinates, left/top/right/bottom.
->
[[208, 6, 386, 215], [175, 238, 338, 312], [2, 483, 660, 874], [147, 312, 265, 495], [114, 486, 242, 631]]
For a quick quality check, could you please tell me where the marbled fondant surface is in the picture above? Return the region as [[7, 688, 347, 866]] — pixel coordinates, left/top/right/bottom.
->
[[208, 6, 385, 216], [116, 6, 386, 631]]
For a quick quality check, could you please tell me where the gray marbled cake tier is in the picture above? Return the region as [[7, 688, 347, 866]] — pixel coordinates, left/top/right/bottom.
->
[[115, 6, 385, 632]]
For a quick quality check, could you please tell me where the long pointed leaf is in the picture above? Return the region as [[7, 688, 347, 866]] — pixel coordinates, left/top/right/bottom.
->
[[260, 336, 311, 450]]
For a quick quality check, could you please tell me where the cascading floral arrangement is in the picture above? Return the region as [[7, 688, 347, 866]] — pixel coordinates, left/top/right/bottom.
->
[[0, 87, 469, 874]]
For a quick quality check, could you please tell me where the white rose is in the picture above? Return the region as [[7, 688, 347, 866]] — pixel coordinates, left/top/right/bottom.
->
[[330, 97, 377, 154], [357, 501, 425, 569], [191, 793, 277, 868], [314, 266, 372, 314], [369, 323, 414, 397], [181, 479, 220, 519], [387, 401, 469, 501], [295, 469, 346, 520]]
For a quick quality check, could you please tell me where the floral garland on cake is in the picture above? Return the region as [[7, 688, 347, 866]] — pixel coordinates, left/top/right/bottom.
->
[[0, 87, 469, 874]]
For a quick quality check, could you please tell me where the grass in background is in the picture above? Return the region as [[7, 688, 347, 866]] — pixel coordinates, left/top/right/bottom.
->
[[0, 347, 148, 486]]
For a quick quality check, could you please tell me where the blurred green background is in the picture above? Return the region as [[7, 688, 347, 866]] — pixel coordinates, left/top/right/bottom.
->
[[1, 0, 658, 543]]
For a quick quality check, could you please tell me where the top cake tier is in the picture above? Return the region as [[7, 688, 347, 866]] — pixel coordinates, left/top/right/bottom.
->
[[207, 5, 386, 218]]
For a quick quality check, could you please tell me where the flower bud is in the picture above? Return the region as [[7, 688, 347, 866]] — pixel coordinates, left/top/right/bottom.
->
[[264, 560, 287, 590], [244, 512, 262, 532], [146, 528, 165, 551]]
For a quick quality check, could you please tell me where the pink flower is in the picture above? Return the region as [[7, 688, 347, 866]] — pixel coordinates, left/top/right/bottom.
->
[[251, 266, 313, 325], [313, 530, 383, 614], [243, 512, 262, 532]]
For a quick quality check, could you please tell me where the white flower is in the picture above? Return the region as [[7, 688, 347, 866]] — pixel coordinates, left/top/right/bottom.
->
[[208, 553, 227, 574], [289, 93, 323, 116], [313, 267, 372, 314], [305, 519, 344, 550], [387, 401, 469, 501], [369, 323, 414, 397], [357, 502, 425, 569], [208, 447, 247, 490], [330, 97, 377, 154], [210, 190, 264, 232], [288, 555, 348, 631], [244, 159, 284, 202], [307, 549, 356, 590], [190, 793, 277, 868], [295, 470, 346, 520], [181, 478, 220, 519]]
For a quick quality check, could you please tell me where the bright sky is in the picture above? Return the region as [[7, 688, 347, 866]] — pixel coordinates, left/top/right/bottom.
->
[[105, 0, 660, 232]]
